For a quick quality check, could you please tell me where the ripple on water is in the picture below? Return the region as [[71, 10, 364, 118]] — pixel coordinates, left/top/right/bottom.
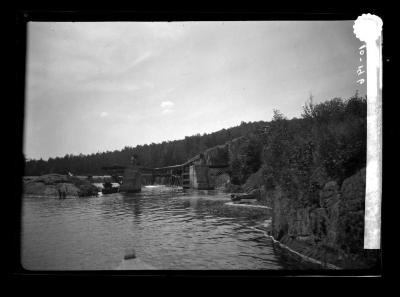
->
[[21, 187, 286, 270]]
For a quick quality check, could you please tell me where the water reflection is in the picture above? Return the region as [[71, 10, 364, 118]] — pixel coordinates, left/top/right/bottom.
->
[[22, 186, 287, 270], [122, 194, 143, 223]]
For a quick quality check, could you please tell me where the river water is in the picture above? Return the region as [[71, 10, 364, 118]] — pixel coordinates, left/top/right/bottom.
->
[[21, 185, 293, 270]]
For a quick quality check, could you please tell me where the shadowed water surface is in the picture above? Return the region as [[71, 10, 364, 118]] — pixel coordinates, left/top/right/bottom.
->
[[22, 185, 287, 270]]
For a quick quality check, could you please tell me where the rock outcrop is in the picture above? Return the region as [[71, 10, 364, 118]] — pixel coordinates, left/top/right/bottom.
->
[[269, 167, 380, 269], [23, 174, 98, 198]]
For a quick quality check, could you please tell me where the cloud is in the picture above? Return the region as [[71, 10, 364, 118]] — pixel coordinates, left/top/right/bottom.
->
[[161, 101, 174, 108], [160, 100, 175, 114], [132, 51, 153, 67], [100, 111, 109, 117]]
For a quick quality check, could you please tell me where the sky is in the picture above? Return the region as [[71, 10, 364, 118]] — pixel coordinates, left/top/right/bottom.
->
[[24, 21, 366, 160]]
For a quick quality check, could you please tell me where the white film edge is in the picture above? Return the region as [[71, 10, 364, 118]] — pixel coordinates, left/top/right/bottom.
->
[[353, 14, 383, 249]]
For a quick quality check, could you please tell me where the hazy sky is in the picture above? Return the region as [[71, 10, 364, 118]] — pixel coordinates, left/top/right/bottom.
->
[[24, 21, 366, 160]]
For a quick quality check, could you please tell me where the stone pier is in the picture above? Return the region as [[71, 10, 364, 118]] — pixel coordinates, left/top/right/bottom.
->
[[189, 165, 213, 190], [119, 166, 142, 193]]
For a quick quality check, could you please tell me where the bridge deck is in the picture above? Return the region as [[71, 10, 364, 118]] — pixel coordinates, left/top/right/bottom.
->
[[102, 154, 228, 174], [100, 154, 230, 190]]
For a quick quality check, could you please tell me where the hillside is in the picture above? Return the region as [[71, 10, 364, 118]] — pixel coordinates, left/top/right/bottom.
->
[[24, 120, 268, 176]]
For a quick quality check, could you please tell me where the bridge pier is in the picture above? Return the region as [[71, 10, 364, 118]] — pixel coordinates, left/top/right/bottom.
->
[[101, 154, 227, 192], [189, 165, 214, 190], [119, 165, 142, 193]]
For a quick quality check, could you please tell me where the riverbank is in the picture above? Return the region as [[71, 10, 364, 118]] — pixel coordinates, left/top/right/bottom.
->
[[268, 167, 380, 270], [228, 166, 379, 270]]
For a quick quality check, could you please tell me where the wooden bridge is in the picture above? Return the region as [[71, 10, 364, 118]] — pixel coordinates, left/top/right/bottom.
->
[[101, 154, 229, 192]]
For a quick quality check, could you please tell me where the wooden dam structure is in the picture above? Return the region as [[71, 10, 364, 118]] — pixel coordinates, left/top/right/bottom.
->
[[101, 154, 229, 193]]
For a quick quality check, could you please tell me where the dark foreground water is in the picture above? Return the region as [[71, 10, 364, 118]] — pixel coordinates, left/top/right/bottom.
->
[[22, 185, 291, 270]]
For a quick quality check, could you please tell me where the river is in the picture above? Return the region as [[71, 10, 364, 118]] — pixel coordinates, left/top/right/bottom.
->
[[21, 185, 297, 270]]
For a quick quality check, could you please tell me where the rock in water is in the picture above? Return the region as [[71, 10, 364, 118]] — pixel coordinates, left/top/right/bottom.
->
[[116, 248, 157, 270], [23, 174, 98, 198], [124, 249, 136, 260]]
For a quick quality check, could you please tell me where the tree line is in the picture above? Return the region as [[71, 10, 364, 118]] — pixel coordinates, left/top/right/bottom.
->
[[24, 120, 268, 176], [216, 94, 367, 188]]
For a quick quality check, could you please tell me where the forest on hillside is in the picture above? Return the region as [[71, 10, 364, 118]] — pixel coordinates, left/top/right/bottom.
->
[[24, 120, 268, 176], [223, 94, 367, 189], [261, 95, 367, 188], [24, 94, 367, 181]]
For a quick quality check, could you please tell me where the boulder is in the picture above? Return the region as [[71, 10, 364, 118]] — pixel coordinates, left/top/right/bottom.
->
[[57, 183, 80, 197], [77, 183, 99, 197], [23, 174, 98, 198], [124, 249, 136, 260]]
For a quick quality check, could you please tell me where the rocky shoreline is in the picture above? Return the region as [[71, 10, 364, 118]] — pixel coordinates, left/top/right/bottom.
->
[[266, 167, 379, 270], [201, 123, 379, 270], [23, 174, 98, 198]]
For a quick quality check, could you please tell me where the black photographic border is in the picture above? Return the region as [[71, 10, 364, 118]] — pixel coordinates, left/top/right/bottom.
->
[[12, 8, 390, 282]]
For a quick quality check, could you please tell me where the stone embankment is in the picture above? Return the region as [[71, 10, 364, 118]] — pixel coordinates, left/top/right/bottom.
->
[[229, 166, 378, 269], [23, 174, 98, 198], [269, 167, 379, 269]]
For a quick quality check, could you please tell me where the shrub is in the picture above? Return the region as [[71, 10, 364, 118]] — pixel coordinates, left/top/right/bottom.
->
[[261, 95, 366, 204]]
